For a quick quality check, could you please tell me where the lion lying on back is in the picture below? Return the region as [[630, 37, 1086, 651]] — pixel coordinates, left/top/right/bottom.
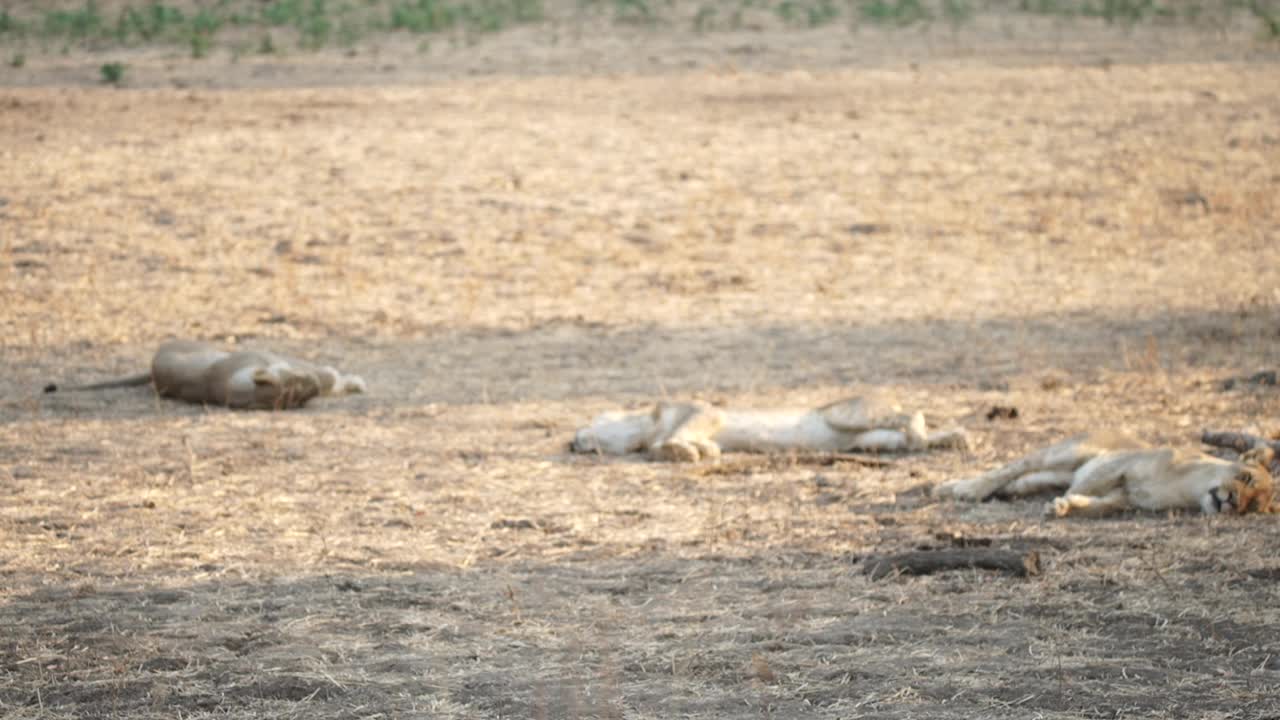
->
[[570, 394, 968, 462], [935, 431, 1275, 518], [44, 340, 366, 410]]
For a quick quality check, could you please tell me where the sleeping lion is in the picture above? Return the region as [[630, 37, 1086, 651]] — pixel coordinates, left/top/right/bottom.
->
[[935, 431, 1275, 518], [569, 394, 969, 462], [44, 340, 366, 410]]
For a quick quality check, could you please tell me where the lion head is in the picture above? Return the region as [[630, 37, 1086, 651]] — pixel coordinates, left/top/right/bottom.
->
[[569, 409, 656, 455], [1233, 447, 1276, 514]]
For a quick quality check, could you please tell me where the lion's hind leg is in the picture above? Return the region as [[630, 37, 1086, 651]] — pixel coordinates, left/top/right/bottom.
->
[[649, 402, 724, 463], [1042, 450, 1159, 518], [819, 398, 929, 449], [1066, 450, 1158, 498], [245, 364, 321, 410], [1047, 489, 1130, 518], [936, 434, 1104, 502], [272, 369, 322, 410], [845, 429, 915, 452], [312, 366, 367, 396], [1001, 470, 1074, 498]]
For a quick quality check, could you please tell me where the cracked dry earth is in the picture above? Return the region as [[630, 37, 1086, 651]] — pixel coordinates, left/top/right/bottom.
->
[[2, 22, 1280, 720]]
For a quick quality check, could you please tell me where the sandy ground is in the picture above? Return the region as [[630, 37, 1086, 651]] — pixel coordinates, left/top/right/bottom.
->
[[2, 19, 1280, 719]]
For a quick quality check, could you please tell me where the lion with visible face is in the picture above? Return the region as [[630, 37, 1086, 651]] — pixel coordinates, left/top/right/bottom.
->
[[44, 340, 366, 410], [935, 431, 1275, 518], [570, 394, 968, 462]]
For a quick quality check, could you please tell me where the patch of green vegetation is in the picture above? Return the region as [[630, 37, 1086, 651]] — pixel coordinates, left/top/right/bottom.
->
[[575, 0, 660, 26], [99, 60, 126, 85], [612, 0, 659, 25], [859, 0, 930, 25], [191, 8, 225, 35], [1081, 0, 1156, 24], [693, 3, 719, 31], [0, 0, 1274, 56], [1017, 0, 1076, 15], [9, 52, 25, 68], [390, 0, 543, 35], [262, 0, 306, 26], [44, 1, 106, 41], [190, 7, 222, 55], [941, 0, 974, 27], [1248, 0, 1280, 36], [189, 29, 210, 56], [390, 0, 457, 32], [776, 0, 840, 26], [118, 3, 185, 42], [1008, 0, 1257, 24], [336, 17, 364, 45], [299, 2, 333, 47], [0, 9, 22, 35], [259, 0, 338, 48]]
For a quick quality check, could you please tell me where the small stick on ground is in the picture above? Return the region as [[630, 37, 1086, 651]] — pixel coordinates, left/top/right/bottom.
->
[[791, 452, 894, 468], [694, 452, 892, 476], [863, 549, 1041, 580]]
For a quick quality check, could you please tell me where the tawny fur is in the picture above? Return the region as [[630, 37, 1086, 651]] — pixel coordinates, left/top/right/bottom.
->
[[935, 431, 1275, 518], [570, 395, 968, 462], [45, 340, 366, 410]]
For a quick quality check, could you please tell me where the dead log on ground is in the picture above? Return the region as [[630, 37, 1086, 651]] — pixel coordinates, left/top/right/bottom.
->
[[863, 548, 1041, 580]]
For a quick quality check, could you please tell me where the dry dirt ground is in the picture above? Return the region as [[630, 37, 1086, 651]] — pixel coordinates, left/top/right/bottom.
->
[[3, 20, 1280, 720]]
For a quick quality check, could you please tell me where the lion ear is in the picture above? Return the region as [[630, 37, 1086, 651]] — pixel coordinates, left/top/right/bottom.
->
[[1241, 446, 1276, 469], [1237, 474, 1275, 513]]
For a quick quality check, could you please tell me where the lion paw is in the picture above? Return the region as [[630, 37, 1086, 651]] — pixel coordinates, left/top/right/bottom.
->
[[652, 440, 701, 463], [339, 374, 367, 394], [693, 440, 721, 463], [650, 436, 722, 463], [934, 479, 981, 501], [277, 374, 321, 409], [1046, 497, 1072, 518]]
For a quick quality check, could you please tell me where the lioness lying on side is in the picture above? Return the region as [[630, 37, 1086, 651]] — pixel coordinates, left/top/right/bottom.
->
[[935, 431, 1275, 518], [44, 340, 366, 410], [570, 394, 969, 462]]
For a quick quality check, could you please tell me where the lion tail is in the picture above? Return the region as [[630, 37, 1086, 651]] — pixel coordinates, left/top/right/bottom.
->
[[44, 372, 152, 394]]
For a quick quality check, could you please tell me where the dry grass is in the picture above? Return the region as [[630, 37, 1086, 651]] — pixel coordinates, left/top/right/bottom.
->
[[2, 21, 1280, 719]]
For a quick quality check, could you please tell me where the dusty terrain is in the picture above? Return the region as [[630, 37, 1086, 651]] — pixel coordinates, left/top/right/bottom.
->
[[2, 20, 1280, 719]]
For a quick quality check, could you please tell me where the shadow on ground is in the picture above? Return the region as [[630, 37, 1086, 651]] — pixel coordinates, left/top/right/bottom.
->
[[8, 304, 1276, 423], [2, 528, 1279, 719]]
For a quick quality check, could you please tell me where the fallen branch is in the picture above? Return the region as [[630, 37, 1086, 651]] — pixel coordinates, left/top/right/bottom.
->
[[863, 549, 1041, 580], [799, 452, 894, 468], [694, 452, 892, 476]]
